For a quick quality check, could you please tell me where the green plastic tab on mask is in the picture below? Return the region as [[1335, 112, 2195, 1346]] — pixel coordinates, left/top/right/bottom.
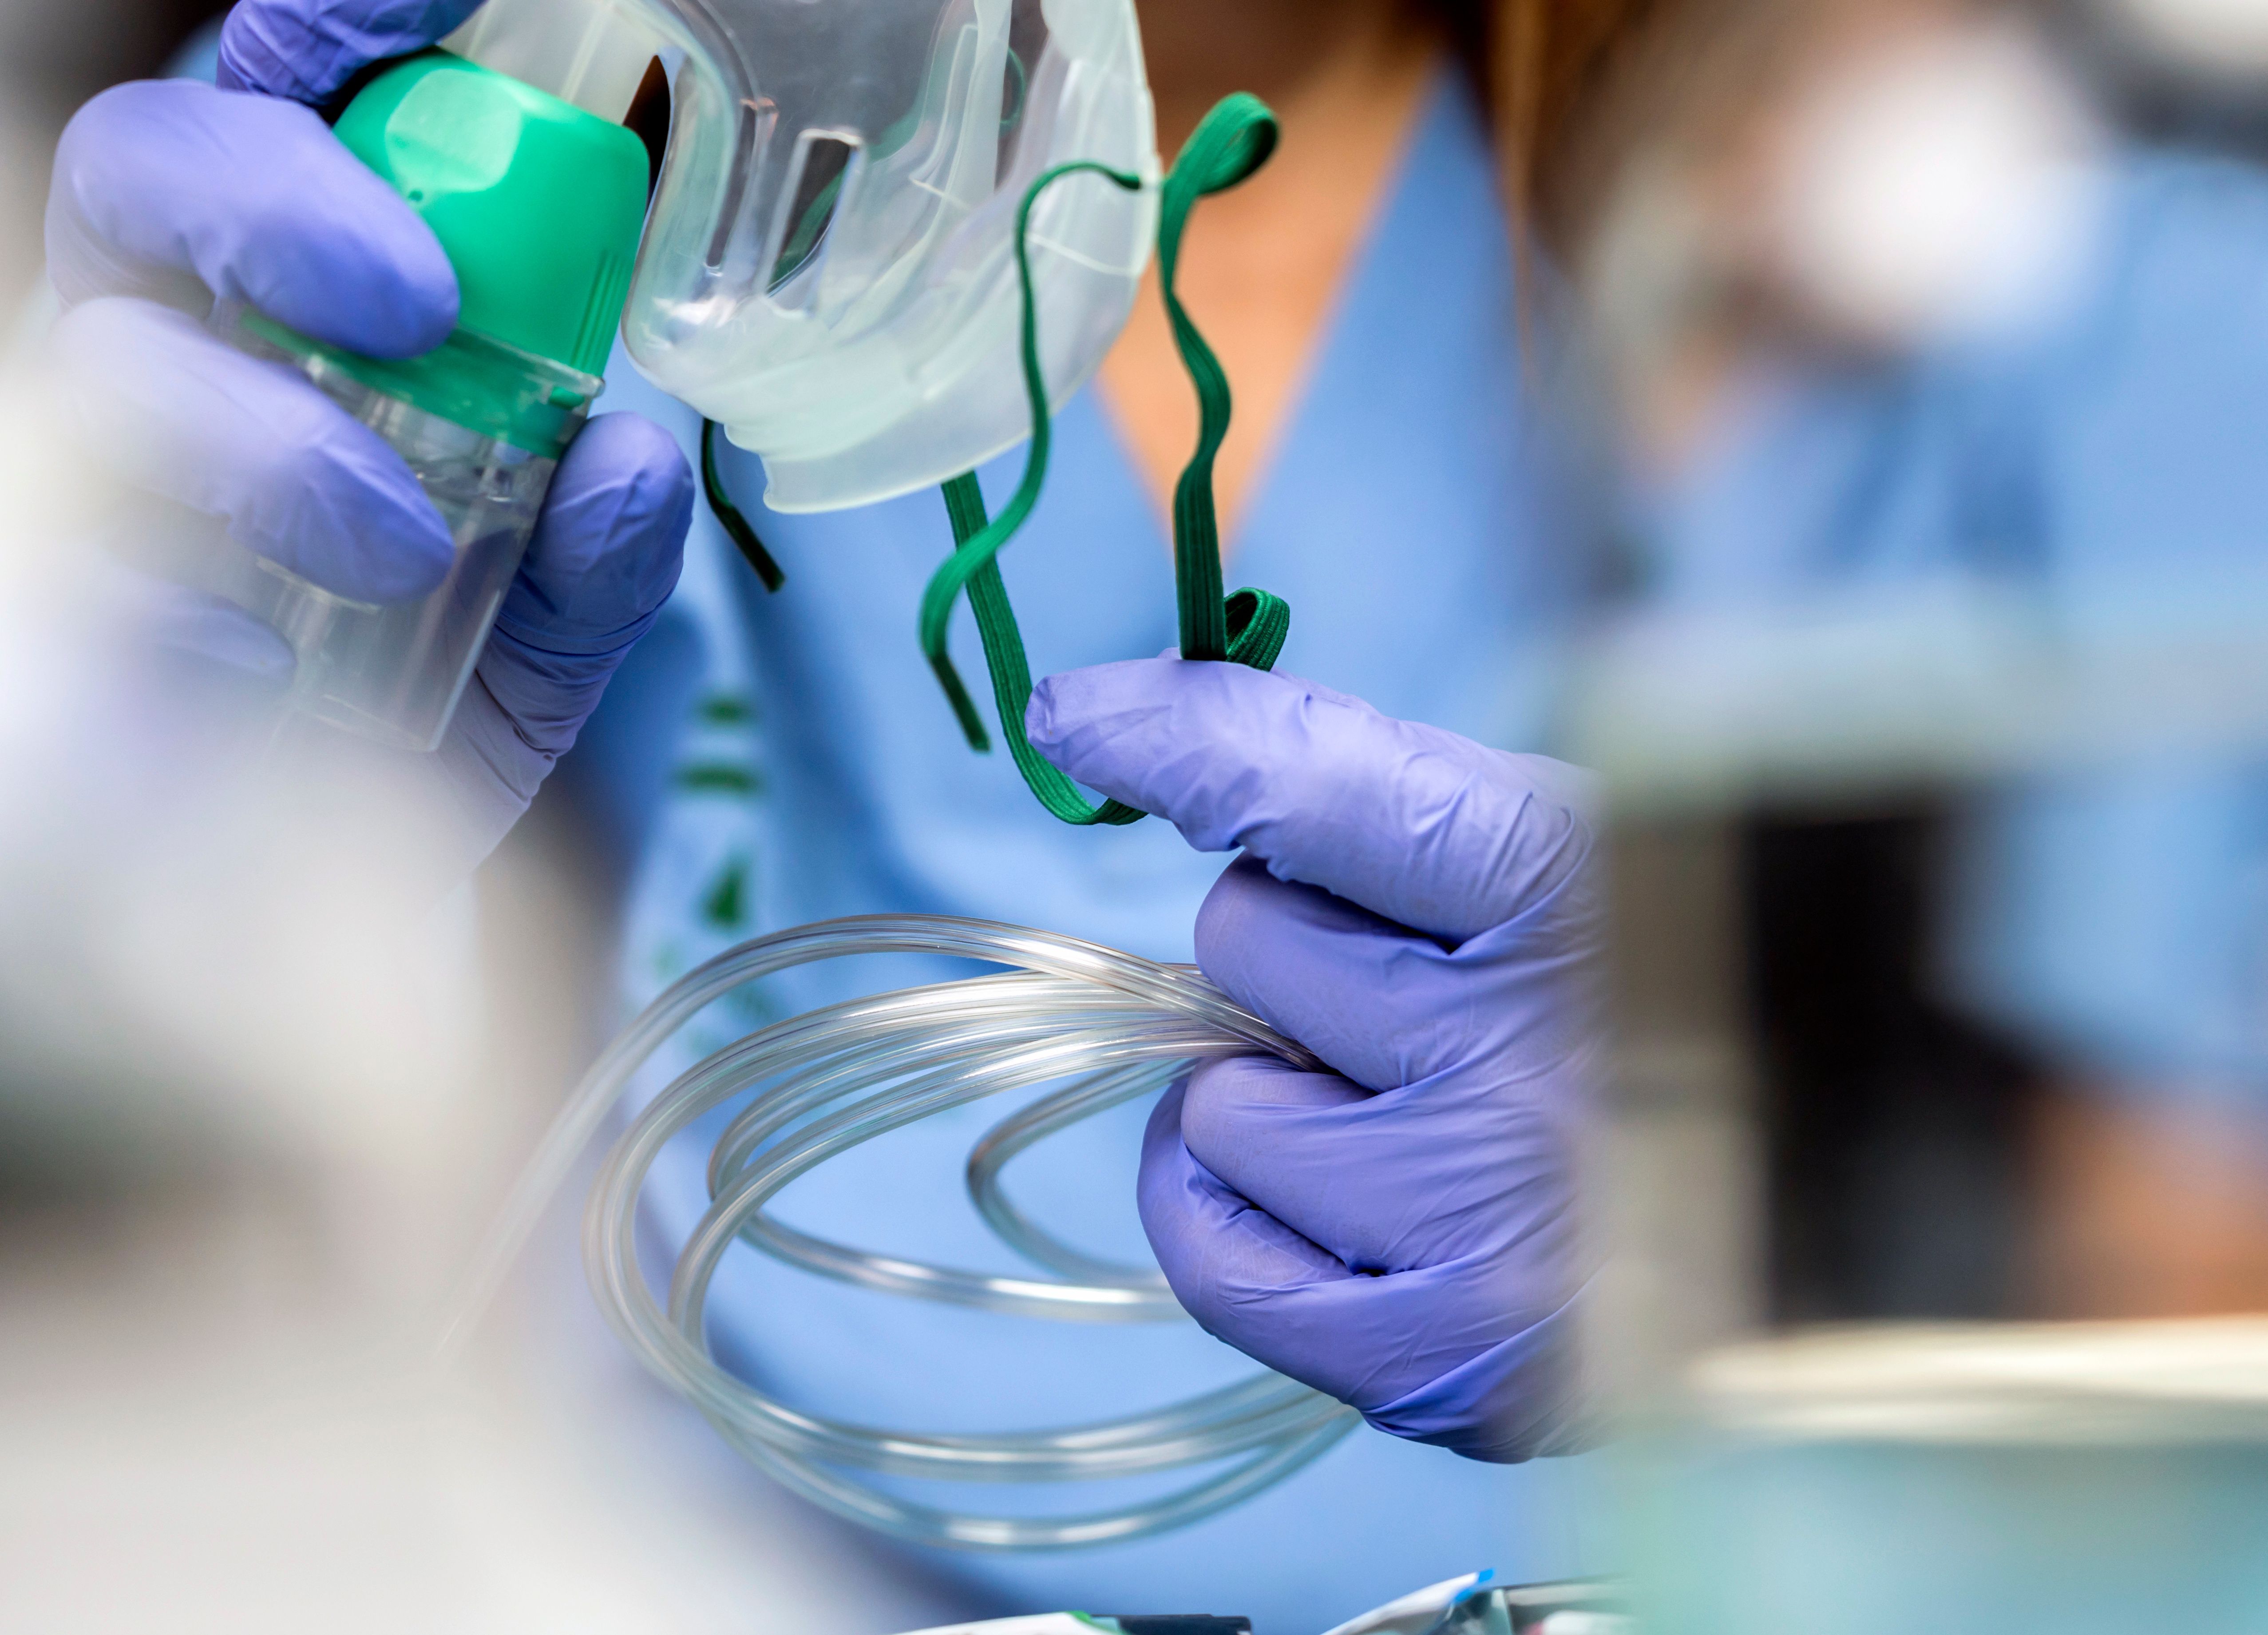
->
[[335, 51, 649, 375]]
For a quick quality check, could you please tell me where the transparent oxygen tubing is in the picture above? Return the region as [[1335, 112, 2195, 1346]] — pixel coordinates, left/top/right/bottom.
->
[[449, 915, 1361, 1552]]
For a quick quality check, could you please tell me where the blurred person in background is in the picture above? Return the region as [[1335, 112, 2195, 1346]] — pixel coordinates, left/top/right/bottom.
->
[[1576, 0, 2268, 1322]]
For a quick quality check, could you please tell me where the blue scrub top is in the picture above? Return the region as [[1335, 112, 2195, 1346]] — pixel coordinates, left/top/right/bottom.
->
[[1639, 145, 2268, 1098], [578, 77, 1605, 1631]]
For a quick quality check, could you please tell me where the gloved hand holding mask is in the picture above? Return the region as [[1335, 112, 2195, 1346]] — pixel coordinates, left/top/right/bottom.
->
[[44, 0, 1168, 854], [44, 0, 693, 859], [1028, 658, 1601, 1462]]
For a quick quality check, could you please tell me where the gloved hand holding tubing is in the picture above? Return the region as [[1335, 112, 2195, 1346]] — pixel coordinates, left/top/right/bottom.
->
[[1027, 659, 1601, 1462], [43, 0, 691, 857]]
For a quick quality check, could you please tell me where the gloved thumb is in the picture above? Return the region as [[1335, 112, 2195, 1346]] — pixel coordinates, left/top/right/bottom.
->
[[1026, 657, 1595, 943]]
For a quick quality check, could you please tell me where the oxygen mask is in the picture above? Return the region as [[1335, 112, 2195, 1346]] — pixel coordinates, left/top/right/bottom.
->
[[457, 0, 1158, 514], [210, 0, 1277, 792]]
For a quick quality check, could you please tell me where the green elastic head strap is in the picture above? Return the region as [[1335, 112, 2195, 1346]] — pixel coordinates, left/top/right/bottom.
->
[[918, 91, 1293, 827]]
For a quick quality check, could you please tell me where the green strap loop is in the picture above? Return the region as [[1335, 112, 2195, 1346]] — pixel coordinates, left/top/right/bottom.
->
[[937, 477, 1289, 827], [1158, 92, 1278, 662], [918, 93, 1290, 825], [942, 472, 1145, 825], [917, 159, 1145, 721]]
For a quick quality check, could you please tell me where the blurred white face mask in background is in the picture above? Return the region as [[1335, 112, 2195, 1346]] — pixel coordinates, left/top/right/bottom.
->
[[458, 0, 1160, 513], [1761, 19, 2105, 347]]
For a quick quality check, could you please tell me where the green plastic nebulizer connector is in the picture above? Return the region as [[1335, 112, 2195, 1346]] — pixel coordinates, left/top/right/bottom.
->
[[242, 50, 651, 456], [218, 49, 656, 754]]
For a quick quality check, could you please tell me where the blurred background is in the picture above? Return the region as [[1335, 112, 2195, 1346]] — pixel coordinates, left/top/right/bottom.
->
[[0, 0, 215, 309], [1569, 0, 2268, 1335], [1559, 1, 2268, 1625], [7, 0, 2268, 1628]]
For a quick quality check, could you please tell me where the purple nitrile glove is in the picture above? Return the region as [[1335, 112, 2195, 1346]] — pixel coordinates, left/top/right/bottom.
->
[[43, 0, 690, 862], [1026, 658, 1603, 1462], [214, 0, 488, 104]]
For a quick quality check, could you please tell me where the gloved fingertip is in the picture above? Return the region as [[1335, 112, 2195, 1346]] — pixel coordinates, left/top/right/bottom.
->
[[216, 0, 490, 104], [1178, 1055, 1368, 1161], [344, 251, 459, 361], [248, 412, 455, 603], [135, 583, 297, 682], [1135, 1079, 1212, 1265], [52, 297, 455, 605], [1023, 672, 1065, 757], [1021, 663, 1087, 750], [1190, 853, 1376, 1000], [1134, 1110, 1235, 1331], [1191, 848, 1270, 944], [213, 5, 296, 99], [55, 79, 463, 360], [1024, 655, 1187, 785], [340, 504, 455, 603], [248, 511, 452, 604]]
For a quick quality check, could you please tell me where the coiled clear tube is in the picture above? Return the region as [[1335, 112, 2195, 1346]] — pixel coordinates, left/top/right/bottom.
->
[[457, 915, 1360, 1552]]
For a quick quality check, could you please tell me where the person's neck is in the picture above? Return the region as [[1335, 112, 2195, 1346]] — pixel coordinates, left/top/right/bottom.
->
[[1137, 0, 1436, 157], [1103, 0, 1441, 535]]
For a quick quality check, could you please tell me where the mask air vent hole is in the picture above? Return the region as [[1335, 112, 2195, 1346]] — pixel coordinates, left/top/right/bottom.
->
[[768, 132, 859, 297]]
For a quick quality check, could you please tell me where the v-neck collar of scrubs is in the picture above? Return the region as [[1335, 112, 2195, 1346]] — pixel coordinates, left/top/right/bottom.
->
[[1077, 67, 1579, 752], [1079, 68, 1497, 586], [1087, 67, 1468, 576]]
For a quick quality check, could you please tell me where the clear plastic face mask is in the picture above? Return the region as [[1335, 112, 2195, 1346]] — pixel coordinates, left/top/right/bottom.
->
[[588, 0, 1158, 512]]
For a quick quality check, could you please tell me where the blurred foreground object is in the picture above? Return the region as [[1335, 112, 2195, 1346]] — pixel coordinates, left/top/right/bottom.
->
[[0, 339, 953, 1631], [1570, 587, 2268, 1631], [1649, 1321, 2268, 1630], [871, 1573, 1629, 1635], [1564, 4, 2268, 1615]]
